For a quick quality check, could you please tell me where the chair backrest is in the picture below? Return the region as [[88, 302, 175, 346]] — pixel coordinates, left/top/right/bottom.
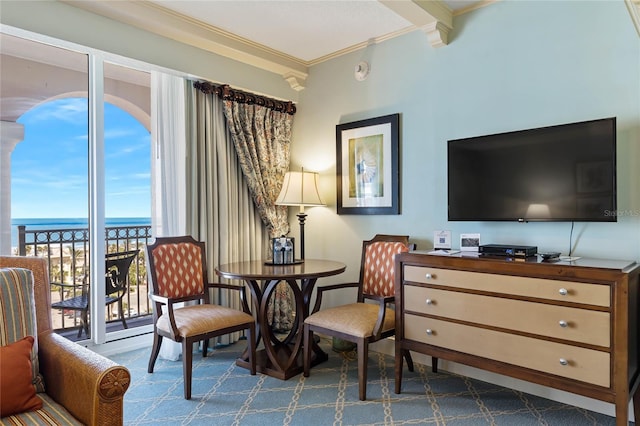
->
[[146, 236, 208, 299], [0, 256, 52, 334], [105, 250, 139, 296], [359, 235, 411, 298]]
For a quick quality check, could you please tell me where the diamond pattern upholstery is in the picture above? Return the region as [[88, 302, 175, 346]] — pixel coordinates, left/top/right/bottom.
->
[[151, 242, 204, 298], [362, 241, 409, 297]]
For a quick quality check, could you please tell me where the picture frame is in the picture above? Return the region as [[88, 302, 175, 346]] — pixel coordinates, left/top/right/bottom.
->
[[336, 113, 400, 215]]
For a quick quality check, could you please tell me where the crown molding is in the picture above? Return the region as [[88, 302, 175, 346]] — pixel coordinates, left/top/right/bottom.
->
[[626, 0, 640, 37], [60, 0, 309, 91]]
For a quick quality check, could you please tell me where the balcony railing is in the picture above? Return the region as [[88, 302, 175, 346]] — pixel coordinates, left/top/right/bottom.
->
[[16, 224, 153, 339]]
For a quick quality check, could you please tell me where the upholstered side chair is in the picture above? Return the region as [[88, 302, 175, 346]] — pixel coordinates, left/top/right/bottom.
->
[[145, 236, 256, 400], [303, 234, 415, 400]]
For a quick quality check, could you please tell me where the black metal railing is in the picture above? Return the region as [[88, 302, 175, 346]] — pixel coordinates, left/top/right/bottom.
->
[[16, 224, 153, 337]]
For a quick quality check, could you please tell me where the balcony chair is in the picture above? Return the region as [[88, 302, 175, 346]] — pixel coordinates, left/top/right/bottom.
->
[[303, 234, 415, 400], [0, 256, 130, 424], [51, 249, 139, 337], [146, 235, 256, 400]]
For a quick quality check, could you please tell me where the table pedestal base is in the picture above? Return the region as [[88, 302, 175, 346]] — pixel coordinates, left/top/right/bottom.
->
[[236, 345, 328, 380]]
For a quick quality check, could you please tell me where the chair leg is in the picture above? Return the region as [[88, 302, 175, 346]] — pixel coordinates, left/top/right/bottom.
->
[[403, 349, 414, 372], [303, 325, 311, 377], [357, 339, 367, 401], [248, 323, 256, 375], [202, 338, 209, 357], [79, 309, 89, 338], [118, 299, 128, 329], [432, 357, 439, 373], [183, 340, 194, 400], [148, 333, 163, 373]]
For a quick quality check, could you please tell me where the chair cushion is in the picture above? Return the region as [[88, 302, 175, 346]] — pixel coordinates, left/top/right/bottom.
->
[[304, 303, 394, 338], [0, 336, 42, 417], [362, 241, 409, 297], [156, 304, 254, 338], [0, 268, 45, 392], [1, 393, 82, 425]]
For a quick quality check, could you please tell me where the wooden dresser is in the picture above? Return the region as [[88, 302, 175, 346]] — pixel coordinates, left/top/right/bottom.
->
[[394, 252, 640, 425]]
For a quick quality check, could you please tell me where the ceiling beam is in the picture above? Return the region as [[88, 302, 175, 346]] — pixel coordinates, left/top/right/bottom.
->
[[626, 0, 640, 38], [379, 0, 453, 48], [61, 0, 309, 91]]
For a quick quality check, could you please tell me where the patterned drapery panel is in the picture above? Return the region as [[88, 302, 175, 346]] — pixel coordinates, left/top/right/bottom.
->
[[221, 100, 292, 238], [217, 86, 296, 332]]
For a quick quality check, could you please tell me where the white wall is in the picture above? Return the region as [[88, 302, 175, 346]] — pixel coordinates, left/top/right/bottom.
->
[[293, 1, 640, 288]]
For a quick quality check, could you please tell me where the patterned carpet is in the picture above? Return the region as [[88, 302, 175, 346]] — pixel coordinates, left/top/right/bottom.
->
[[108, 337, 622, 425]]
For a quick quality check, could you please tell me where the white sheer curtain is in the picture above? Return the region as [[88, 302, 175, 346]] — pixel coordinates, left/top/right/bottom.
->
[[150, 71, 186, 360], [186, 82, 267, 346]]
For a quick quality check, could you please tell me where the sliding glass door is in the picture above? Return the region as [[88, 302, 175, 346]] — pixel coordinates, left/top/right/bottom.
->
[[2, 30, 152, 343]]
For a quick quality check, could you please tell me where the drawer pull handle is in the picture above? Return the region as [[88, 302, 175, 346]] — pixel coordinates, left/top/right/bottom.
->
[[426, 329, 433, 336], [425, 273, 433, 280], [426, 299, 433, 305], [559, 358, 568, 366], [558, 288, 568, 296], [559, 320, 568, 328]]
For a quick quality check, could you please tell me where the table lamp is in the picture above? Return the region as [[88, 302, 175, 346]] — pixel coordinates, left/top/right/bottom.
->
[[275, 168, 325, 260]]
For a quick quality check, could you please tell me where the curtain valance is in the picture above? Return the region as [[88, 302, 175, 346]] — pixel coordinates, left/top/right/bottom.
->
[[193, 81, 296, 115]]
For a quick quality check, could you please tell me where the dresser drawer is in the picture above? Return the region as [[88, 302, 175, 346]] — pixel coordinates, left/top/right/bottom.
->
[[404, 286, 610, 347], [404, 314, 610, 387], [404, 266, 610, 307]]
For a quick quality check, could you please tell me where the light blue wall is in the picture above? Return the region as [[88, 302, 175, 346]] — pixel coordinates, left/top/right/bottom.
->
[[294, 0, 640, 277]]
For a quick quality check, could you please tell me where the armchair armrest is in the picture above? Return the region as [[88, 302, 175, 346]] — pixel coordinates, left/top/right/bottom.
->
[[310, 282, 359, 314], [207, 282, 251, 314], [363, 294, 394, 339], [38, 331, 130, 426]]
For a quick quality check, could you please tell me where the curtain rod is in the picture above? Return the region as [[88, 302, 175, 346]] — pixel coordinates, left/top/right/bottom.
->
[[194, 81, 296, 115]]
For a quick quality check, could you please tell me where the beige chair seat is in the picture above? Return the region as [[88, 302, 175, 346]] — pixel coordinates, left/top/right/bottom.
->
[[157, 304, 254, 337], [304, 303, 394, 338]]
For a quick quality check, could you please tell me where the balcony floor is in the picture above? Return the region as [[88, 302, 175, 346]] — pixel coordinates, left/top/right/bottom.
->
[[55, 315, 153, 342]]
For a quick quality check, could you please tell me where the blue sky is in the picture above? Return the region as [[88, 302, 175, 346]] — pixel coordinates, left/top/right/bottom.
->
[[11, 98, 151, 218]]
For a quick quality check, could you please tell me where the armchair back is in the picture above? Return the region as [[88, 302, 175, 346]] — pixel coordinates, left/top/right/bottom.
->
[[0, 256, 51, 335]]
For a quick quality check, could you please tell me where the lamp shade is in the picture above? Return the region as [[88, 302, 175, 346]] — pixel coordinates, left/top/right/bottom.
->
[[276, 170, 325, 207]]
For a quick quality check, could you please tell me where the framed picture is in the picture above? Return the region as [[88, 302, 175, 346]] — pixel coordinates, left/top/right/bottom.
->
[[336, 113, 399, 215]]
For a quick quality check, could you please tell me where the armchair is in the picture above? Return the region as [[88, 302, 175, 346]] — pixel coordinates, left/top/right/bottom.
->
[[0, 256, 130, 425], [303, 234, 415, 400]]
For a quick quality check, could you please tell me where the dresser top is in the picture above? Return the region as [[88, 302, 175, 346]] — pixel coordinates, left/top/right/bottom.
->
[[406, 250, 638, 273]]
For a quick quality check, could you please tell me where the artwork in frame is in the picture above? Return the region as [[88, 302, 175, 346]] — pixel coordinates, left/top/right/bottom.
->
[[336, 113, 400, 215]]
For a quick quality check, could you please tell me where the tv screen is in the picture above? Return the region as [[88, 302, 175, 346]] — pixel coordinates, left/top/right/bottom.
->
[[447, 117, 617, 222]]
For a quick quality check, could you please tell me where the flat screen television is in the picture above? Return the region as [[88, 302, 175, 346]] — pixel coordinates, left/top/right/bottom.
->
[[447, 117, 617, 222]]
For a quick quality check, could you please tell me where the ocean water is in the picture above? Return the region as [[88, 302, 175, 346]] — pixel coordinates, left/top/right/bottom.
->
[[10, 217, 151, 248]]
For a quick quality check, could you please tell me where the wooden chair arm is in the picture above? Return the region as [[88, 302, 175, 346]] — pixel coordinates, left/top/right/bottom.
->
[[39, 331, 130, 425], [207, 282, 251, 314], [366, 295, 394, 340], [311, 282, 359, 314]]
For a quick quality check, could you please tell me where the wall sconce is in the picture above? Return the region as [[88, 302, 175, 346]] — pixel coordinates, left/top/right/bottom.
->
[[275, 168, 325, 260]]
